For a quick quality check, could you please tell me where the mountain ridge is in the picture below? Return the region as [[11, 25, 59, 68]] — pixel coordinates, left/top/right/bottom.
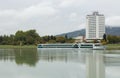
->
[[57, 26, 120, 38]]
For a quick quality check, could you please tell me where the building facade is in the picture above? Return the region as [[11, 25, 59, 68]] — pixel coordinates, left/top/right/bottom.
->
[[86, 12, 105, 40], [73, 36, 85, 43]]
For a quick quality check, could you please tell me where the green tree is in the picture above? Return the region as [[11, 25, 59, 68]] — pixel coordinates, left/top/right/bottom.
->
[[65, 34, 68, 39], [56, 36, 66, 43], [107, 35, 120, 44], [0, 36, 3, 44], [25, 30, 40, 45], [66, 38, 75, 43], [14, 30, 26, 45], [48, 40, 56, 43]]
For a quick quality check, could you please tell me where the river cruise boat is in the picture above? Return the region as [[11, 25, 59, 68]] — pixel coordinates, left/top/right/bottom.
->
[[79, 43, 105, 50], [37, 43, 105, 50], [37, 43, 79, 48]]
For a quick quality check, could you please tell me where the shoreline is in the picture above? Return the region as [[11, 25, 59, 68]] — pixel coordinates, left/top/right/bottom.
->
[[0, 45, 37, 49], [106, 44, 120, 50], [0, 44, 120, 50]]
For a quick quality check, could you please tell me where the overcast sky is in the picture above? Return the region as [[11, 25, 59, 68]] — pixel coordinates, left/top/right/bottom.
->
[[0, 0, 120, 36]]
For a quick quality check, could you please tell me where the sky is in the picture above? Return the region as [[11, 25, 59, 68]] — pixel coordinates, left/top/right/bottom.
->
[[0, 0, 120, 36]]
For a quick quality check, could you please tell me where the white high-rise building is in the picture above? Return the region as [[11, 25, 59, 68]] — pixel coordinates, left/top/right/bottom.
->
[[86, 12, 105, 40]]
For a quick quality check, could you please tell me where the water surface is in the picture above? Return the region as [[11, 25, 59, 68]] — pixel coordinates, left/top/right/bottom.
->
[[0, 48, 120, 78]]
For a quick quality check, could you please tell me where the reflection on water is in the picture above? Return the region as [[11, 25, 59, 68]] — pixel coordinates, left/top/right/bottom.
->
[[38, 49, 85, 63], [0, 48, 120, 78], [86, 51, 105, 78], [0, 49, 38, 66]]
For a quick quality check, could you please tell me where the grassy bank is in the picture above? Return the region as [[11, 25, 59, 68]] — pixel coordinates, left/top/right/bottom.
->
[[0, 44, 120, 50], [0, 45, 37, 49], [106, 44, 120, 50]]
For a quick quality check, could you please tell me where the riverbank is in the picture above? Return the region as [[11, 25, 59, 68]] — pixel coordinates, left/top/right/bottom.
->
[[106, 44, 120, 50], [0, 45, 37, 49], [0, 44, 120, 50]]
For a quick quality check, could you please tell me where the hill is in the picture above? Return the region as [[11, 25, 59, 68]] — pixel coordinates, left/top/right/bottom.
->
[[57, 26, 120, 38]]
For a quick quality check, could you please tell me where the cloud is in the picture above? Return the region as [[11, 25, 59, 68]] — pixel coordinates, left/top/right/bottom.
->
[[106, 16, 120, 26], [0, 2, 58, 35], [18, 2, 57, 19], [59, 0, 86, 8], [0, 0, 120, 36], [69, 13, 78, 21], [0, 2, 57, 19], [78, 23, 86, 29], [59, 0, 75, 7]]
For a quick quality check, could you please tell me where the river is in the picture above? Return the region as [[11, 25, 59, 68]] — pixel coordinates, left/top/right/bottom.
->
[[0, 48, 120, 78]]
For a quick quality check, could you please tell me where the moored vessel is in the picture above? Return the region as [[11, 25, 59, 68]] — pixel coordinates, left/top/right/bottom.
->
[[37, 43, 79, 48], [78, 43, 105, 50], [37, 43, 105, 50]]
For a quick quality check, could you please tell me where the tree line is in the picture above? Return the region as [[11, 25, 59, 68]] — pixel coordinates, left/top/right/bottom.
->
[[0, 30, 75, 45], [107, 35, 120, 44]]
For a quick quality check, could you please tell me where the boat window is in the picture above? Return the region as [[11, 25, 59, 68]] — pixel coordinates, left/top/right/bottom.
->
[[81, 44, 93, 46], [95, 44, 101, 46]]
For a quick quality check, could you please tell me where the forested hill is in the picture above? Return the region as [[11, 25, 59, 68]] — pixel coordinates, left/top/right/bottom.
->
[[106, 27, 120, 36], [57, 27, 120, 38]]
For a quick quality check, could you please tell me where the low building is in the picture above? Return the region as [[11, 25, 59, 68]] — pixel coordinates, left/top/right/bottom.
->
[[73, 36, 85, 43]]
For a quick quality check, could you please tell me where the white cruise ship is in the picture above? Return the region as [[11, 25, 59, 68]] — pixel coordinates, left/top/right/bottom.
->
[[37, 43, 105, 50], [37, 43, 79, 48]]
